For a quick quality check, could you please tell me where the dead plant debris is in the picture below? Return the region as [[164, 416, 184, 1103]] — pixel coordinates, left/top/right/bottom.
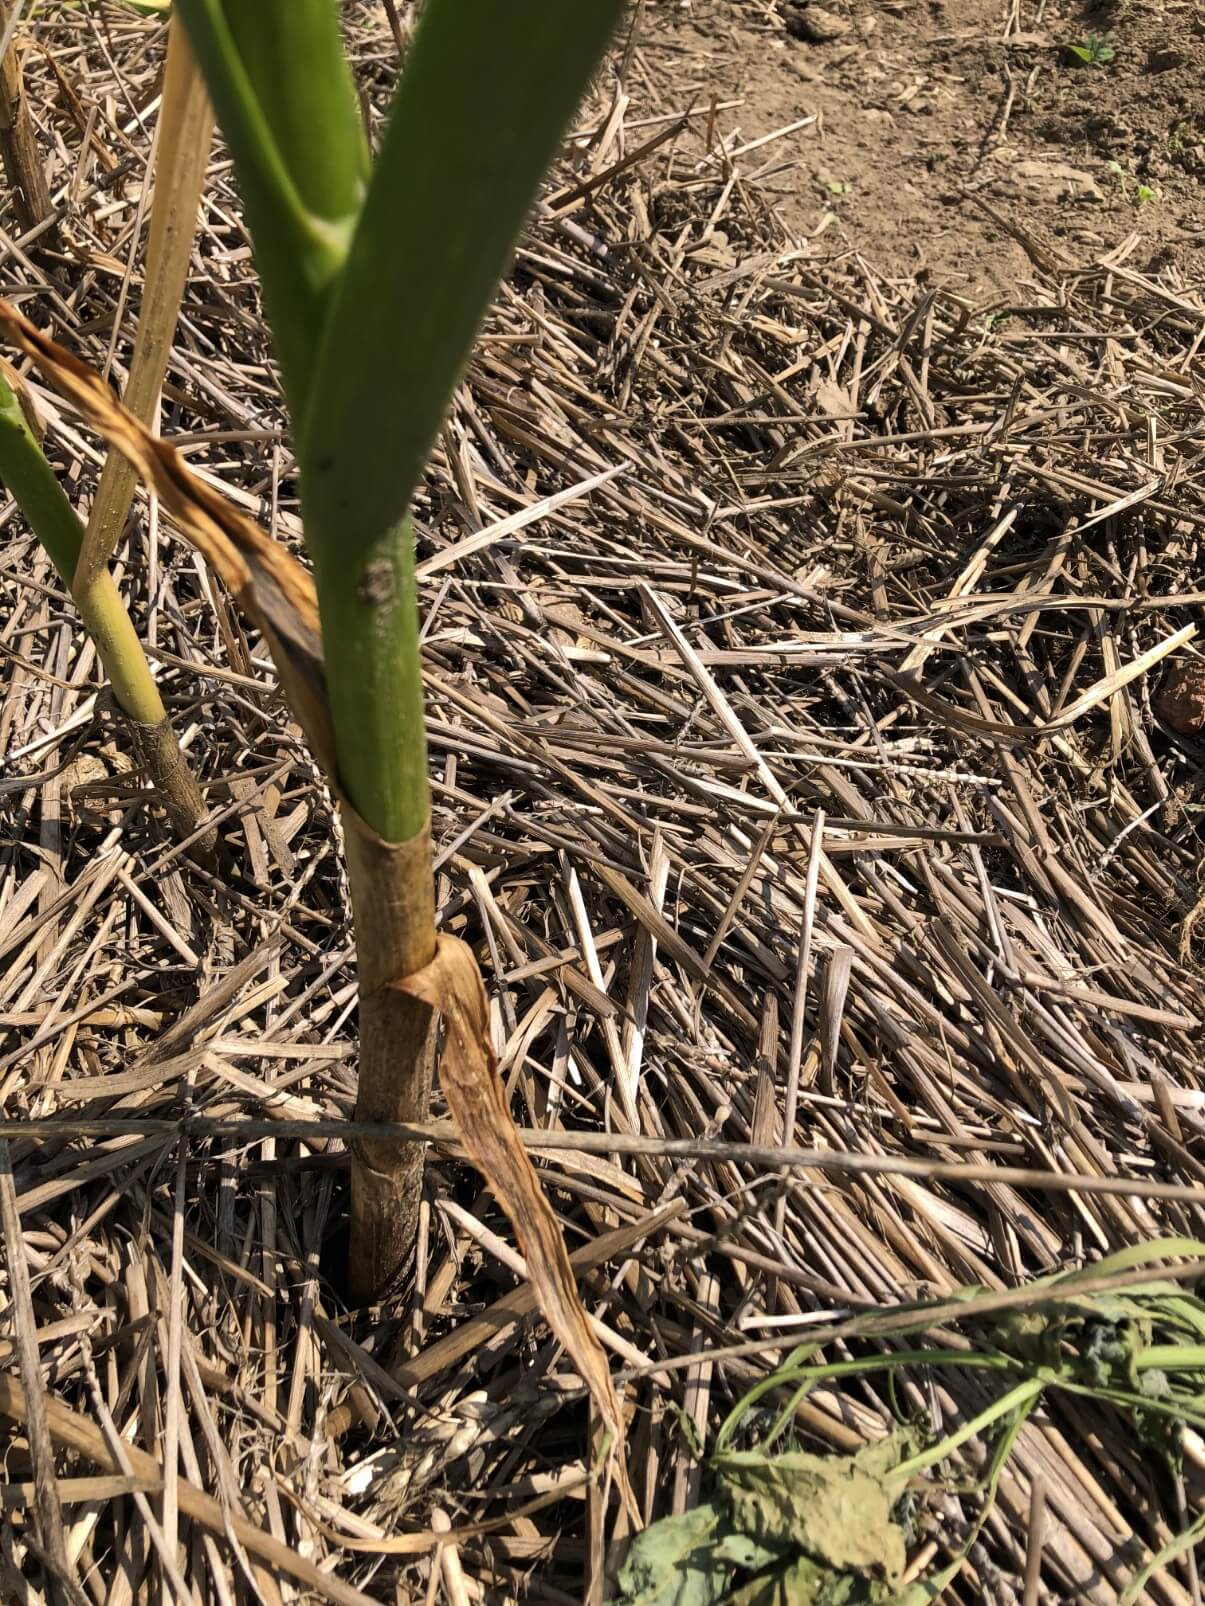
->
[[1, 4, 1204, 1602]]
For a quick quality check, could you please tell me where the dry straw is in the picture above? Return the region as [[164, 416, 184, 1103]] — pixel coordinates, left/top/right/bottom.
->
[[1, 2, 1204, 1601]]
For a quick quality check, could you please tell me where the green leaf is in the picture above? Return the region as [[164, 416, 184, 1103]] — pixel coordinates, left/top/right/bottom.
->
[[716, 1448, 908, 1584], [0, 369, 84, 582], [726, 1554, 852, 1606], [1066, 33, 1114, 65], [298, 0, 623, 555], [728, 1553, 959, 1606], [1121, 1508, 1205, 1604], [715, 1530, 791, 1574], [1053, 1238, 1205, 1282], [223, 0, 367, 225], [295, 0, 621, 837], [615, 1504, 732, 1606], [619, 1431, 942, 1606], [174, 0, 362, 418], [853, 1426, 926, 1482]]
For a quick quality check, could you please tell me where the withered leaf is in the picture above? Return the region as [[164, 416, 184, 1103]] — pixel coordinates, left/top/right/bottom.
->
[[396, 932, 632, 1499], [0, 298, 336, 779]]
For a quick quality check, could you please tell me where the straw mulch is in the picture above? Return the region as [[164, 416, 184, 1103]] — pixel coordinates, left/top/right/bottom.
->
[[1, 6, 1204, 1603]]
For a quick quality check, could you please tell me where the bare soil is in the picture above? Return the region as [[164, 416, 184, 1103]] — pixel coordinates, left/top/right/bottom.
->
[[643, 0, 1205, 301]]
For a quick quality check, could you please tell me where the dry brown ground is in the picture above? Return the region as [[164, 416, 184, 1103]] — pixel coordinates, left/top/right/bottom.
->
[[644, 0, 1205, 300]]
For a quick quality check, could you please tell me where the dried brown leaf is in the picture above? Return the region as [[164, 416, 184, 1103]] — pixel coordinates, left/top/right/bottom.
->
[[0, 298, 336, 777], [396, 932, 633, 1505]]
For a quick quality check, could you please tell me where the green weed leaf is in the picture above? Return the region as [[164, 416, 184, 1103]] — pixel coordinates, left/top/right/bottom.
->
[[727, 1553, 862, 1605], [623, 1244, 1205, 1606], [616, 1504, 732, 1606], [1066, 34, 1114, 65], [717, 1449, 908, 1583]]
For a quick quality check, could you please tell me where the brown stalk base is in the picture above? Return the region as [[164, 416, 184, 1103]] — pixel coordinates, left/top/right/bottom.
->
[[127, 714, 216, 865], [0, 34, 52, 236], [344, 814, 436, 1301]]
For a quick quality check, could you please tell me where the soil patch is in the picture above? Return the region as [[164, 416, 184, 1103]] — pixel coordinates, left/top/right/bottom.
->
[[642, 0, 1205, 300]]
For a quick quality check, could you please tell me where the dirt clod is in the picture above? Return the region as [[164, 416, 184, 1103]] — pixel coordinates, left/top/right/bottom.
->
[[1006, 158, 1104, 203], [784, 4, 852, 42], [1155, 661, 1205, 736], [1146, 48, 1184, 73]]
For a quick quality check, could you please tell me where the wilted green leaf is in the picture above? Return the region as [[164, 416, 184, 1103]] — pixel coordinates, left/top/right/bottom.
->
[[715, 1530, 791, 1574], [728, 1551, 954, 1606], [717, 1448, 909, 1584], [618, 1432, 923, 1605], [627, 1242, 1205, 1606], [727, 1554, 858, 1605], [616, 1504, 731, 1606], [1082, 1318, 1142, 1389], [853, 1427, 926, 1483], [729, 1552, 969, 1606]]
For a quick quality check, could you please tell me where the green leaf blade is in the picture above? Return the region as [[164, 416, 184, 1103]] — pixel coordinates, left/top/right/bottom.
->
[[0, 371, 84, 581], [295, 0, 621, 837], [174, 0, 361, 418], [298, 0, 623, 562], [223, 0, 367, 225], [615, 1504, 733, 1606]]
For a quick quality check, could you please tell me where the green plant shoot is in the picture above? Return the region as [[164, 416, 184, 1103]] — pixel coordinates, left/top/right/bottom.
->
[[0, 364, 210, 850], [175, 0, 623, 1293]]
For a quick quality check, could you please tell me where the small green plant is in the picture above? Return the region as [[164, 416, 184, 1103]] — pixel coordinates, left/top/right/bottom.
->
[[1067, 33, 1116, 66], [0, 366, 212, 851], [1167, 122, 1203, 155], [168, 0, 623, 1297], [1107, 159, 1161, 204], [618, 1240, 1205, 1603], [0, 18, 213, 855]]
